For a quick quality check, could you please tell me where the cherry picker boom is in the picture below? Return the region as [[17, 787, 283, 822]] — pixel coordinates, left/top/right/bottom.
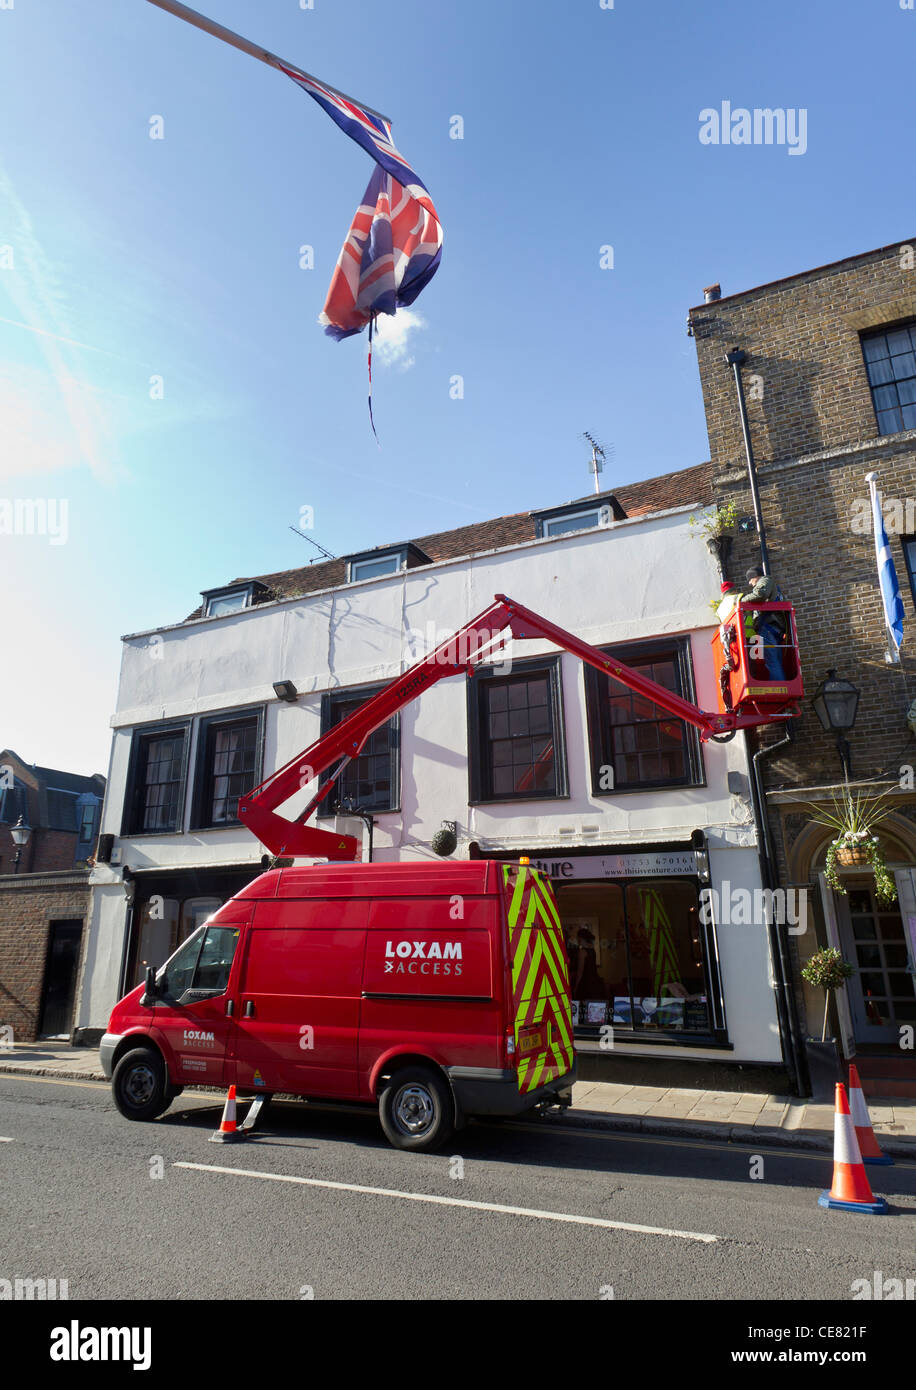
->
[[238, 592, 803, 862]]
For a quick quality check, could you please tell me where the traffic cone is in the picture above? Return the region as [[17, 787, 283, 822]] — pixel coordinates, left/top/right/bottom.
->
[[818, 1084, 888, 1213], [848, 1063, 893, 1166], [209, 1085, 244, 1144]]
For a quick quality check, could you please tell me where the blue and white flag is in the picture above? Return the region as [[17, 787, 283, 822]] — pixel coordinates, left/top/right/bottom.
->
[[865, 471, 905, 660]]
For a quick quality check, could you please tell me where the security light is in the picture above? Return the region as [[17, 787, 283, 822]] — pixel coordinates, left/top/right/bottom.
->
[[273, 680, 299, 703]]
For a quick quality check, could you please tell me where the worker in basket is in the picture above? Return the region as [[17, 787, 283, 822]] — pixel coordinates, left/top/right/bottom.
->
[[742, 565, 787, 681], [715, 581, 749, 708]]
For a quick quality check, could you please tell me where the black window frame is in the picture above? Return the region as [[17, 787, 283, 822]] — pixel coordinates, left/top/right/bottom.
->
[[190, 706, 266, 831], [122, 721, 191, 836], [861, 321, 916, 437], [584, 636, 705, 795], [900, 534, 916, 613], [316, 684, 400, 816], [467, 653, 569, 805]]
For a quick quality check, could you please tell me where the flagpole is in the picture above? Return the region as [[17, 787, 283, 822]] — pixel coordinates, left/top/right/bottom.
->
[[144, 0, 393, 125]]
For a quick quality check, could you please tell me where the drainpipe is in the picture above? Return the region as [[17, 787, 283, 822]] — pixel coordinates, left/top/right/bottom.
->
[[116, 869, 136, 1002], [746, 727, 811, 1097], [725, 348, 771, 578]]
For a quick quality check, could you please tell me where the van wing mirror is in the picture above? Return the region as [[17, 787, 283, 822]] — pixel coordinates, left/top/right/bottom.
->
[[141, 965, 162, 1006]]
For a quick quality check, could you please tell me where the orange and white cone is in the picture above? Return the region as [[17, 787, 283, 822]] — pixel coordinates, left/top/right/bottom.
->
[[818, 1084, 888, 1213], [848, 1063, 893, 1166], [209, 1084, 243, 1144]]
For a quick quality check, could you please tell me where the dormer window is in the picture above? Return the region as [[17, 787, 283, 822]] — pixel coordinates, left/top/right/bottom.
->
[[345, 543, 431, 584], [533, 494, 626, 538], [543, 506, 604, 537], [349, 550, 406, 583], [200, 582, 266, 618]]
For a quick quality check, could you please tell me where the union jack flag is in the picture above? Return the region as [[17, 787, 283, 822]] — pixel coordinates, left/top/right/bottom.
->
[[320, 162, 443, 340], [279, 64, 442, 338]]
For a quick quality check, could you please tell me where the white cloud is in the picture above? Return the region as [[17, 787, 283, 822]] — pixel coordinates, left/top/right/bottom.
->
[[373, 308, 426, 370], [0, 167, 116, 481]]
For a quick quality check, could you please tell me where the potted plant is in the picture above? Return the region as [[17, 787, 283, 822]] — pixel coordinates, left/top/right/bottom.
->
[[801, 946, 857, 1093], [806, 789, 898, 905], [801, 947, 856, 1042], [689, 500, 739, 577]]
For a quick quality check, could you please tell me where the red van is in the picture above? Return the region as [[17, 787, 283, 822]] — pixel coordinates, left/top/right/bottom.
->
[[100, 860, 576, 1151]]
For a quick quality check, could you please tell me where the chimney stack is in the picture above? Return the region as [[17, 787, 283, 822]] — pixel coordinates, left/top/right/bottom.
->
[[704, 283, 721, 303]]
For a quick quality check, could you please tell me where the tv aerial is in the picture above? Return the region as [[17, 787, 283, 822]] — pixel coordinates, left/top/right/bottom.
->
[[289, 526, 337, 562], [582, 432, 613, 495]]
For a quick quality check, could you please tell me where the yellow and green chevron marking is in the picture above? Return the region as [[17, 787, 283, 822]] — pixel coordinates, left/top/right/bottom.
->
[[502, 865, 575, 1094]]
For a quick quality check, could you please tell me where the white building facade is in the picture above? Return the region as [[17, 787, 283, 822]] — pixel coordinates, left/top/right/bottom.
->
[[78, 483, 786, 1073]]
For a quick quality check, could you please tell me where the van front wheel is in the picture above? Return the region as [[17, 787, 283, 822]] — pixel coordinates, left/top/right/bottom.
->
[[112, 1046, 173, 1122], [379, 1067, 454, 1152]]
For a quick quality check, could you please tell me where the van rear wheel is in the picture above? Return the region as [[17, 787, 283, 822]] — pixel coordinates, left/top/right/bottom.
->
[[379, 1066, 453, 1152], [112, 1046, 173, 1122]]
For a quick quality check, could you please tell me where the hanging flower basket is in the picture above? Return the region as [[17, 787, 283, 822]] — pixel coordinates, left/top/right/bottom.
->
[[806, 789, 898, 906], [834, 844, 871, 867], [824, 834, 897, 905]]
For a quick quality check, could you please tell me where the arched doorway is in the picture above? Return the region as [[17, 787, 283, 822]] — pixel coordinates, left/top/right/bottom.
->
[[783, 810, 916, 1051]]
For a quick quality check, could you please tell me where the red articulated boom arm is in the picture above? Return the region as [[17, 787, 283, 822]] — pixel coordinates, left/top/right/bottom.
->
[[238, 593, 799, 861]]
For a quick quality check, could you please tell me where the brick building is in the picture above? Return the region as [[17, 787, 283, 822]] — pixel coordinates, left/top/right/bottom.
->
[[690, 238, 916, 1092], [0, 752, 105, 1041]]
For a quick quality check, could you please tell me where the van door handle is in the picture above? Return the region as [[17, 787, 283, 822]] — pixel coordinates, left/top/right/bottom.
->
[[244, 1000, 255, 1019]]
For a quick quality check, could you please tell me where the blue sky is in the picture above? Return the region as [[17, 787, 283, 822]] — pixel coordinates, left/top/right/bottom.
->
[[1, 0, 913, 773]]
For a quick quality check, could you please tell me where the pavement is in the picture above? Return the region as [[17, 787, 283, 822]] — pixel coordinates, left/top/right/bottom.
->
[[3, 1041, 915, 1156]]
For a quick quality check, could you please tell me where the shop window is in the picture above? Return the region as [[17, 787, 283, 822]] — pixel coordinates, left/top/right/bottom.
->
[[861, 323, 916, 435], [181, 896, 223, 941], [555, 879, 713, 1035], [468, 655, 568, 802], [584, 638, 703, 792], [192, 711, 263, 829], [130, 895, 223, 990], [123, 724, 190, 835], [318, 686, 399, 814], [131, 897, 179, 988]]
